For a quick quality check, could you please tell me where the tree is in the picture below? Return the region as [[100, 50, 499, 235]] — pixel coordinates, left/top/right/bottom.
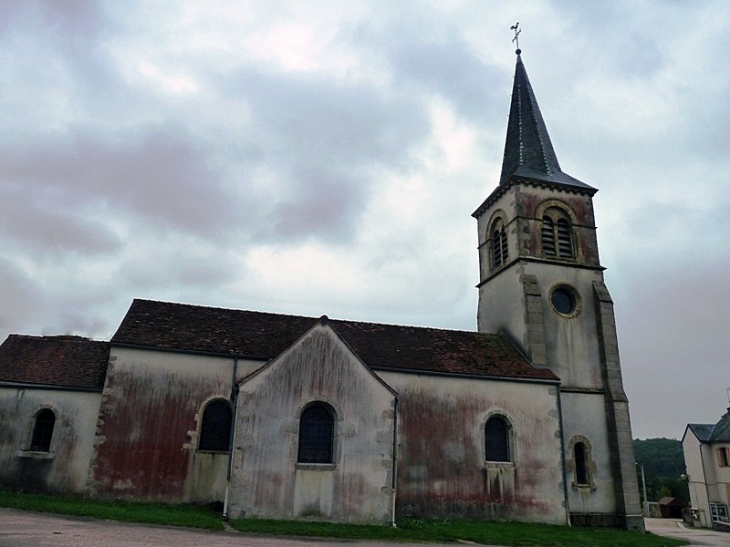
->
[[633, 438, 689, 504]]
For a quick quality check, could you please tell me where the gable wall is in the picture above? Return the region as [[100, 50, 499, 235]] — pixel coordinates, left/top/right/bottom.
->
[[229, 325, 396, 524], [89, 347, 263, 503], [0, 386, 100, 494], [379, 371, 565, 524]]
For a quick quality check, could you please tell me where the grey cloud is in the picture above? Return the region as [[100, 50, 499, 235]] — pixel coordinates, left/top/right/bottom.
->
[[222, 66, 431, 243], [271, 168, 367, 242], [358, 25, 504, 124], [0, 182, 121, 256], [0, 129, 241, 238]]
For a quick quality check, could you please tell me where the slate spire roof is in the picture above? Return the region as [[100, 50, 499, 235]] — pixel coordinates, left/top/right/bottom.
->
[[499, 50, 594, 191]]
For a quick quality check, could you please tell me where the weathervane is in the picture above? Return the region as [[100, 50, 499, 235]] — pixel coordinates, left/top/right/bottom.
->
[[510, 22, 521, 53]]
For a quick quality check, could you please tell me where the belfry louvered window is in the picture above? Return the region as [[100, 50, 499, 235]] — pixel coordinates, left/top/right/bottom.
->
[[541, 208, 573, 259], [491, 219, 508, 269], [557, 218, 572, 257], [541, 216, 555, 256]]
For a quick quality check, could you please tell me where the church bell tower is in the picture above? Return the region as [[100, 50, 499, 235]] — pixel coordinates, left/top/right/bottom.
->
[[472, 48, 644, 530]]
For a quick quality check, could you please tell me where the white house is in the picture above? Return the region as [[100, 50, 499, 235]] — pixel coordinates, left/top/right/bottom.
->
[[683, 408, 730, 528]]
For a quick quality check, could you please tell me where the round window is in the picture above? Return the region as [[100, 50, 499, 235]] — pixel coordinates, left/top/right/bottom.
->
[[551, 285, 580, 316]]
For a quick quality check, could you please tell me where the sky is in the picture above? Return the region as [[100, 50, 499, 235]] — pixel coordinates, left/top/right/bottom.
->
[[1, 0, 729, 440]]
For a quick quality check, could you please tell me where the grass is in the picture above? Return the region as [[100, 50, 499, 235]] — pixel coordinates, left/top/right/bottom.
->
[[0, 491, 687, 546], [230, 516, 688, 546], [0, 491, 224, 530]]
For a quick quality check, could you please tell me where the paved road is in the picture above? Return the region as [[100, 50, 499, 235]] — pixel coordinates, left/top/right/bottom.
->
[[2, 509, 728, 547], [645, 517, 730, 547], [0, 509, 477, 547]]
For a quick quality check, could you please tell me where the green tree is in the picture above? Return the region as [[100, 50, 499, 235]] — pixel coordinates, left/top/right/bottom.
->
[[633, 438, 689, 503]]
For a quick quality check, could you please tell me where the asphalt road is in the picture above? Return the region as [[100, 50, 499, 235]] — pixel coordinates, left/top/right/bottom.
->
[[1, 509, 728, 547], [0, 508, 472, 547]]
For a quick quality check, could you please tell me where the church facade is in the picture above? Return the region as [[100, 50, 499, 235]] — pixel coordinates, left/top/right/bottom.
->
[[0, 52, 643, 530]]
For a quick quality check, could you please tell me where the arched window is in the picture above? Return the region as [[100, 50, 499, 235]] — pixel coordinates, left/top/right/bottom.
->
[[30, 409, 55, 452], [198, 399, 233, 452], [541, 207, 573, 259], [490, 219, 509, 269], [485, 416, 510, 462], [569, 436, 594, 487], [298, 403, 335, 464], [574, 442, 588, 485]]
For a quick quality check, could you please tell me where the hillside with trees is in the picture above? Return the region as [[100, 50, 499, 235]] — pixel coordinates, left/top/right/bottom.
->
[[633, 438, 689, 504]]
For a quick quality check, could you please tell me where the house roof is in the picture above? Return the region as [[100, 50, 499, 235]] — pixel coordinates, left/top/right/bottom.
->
[[111, 299, 558, 382], [0, 334, 110, 390], [687, 411, 730, 443], [498, 52, 594, 192], [658, 497, 682, 506]]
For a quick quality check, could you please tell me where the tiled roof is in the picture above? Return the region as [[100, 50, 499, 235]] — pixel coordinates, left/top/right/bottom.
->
[[498, 53, 594, 192], [112, 299, 558, 382], [0, 335, 110, 390], [688, 412, 730, 443]]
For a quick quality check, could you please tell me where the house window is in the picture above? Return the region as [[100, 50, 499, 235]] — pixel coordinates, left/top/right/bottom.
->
[[30, 409, 55, 452], [717, 447, 729, 467], [574, 442, 588, 485], [298, 403, 335, 464], [485, 416, 510, 462], [541, 208, 573, 259], [710, 502, 729, 522], [198, 399, 233, 452], [490, 219, 509, 269]]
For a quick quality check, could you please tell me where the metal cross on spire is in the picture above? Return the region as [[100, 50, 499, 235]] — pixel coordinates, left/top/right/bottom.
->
[[510, 22, 521, 53]]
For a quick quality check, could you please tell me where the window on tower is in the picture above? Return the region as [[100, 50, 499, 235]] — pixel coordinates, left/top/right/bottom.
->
[[541, 207, 573, 259], [569, 435, 594, 488], [490, 218, 509, 269]]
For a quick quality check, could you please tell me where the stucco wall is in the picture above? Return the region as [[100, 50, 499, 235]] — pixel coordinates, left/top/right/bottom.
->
[[683, 429, 712, 527], [229, 323, 396, 524], [0, 386, 101, 494], [561, 392, 617, 514], [89, 347, 263, 503], [380, 371, 566, 524]]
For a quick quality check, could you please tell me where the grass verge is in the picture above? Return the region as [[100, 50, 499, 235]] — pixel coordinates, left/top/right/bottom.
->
[[0, 491, 687, 546], [229, 517, 689, 546], [0, 491, 224, 530]]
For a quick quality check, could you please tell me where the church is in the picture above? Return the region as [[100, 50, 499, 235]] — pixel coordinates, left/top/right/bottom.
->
[[0, 50, 643, 530]]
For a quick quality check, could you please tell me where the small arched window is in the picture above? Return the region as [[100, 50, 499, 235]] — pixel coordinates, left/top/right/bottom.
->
[[298, 403, 335, 464], [570, 436, 594, 487], [30, 409, 55, 452], [198, 399, 233, 452], [490, 219, 509, 269], [574, 442, 588, 485], [541, 207, 574, 259], [485, 416, 510, 462]]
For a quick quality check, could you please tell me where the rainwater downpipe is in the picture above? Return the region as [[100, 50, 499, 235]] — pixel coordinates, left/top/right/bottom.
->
[[391, 396, 399, 527], [222, 357, 239, 521], [556, 386, 571, 526]]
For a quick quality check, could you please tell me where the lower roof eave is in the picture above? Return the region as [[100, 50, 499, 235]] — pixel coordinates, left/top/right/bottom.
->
[[371, 366, 560, 384], [0, 380, 103, 393]]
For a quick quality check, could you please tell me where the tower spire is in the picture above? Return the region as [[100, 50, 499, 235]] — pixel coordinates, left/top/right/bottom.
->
[[498, 52, 594, 190]]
